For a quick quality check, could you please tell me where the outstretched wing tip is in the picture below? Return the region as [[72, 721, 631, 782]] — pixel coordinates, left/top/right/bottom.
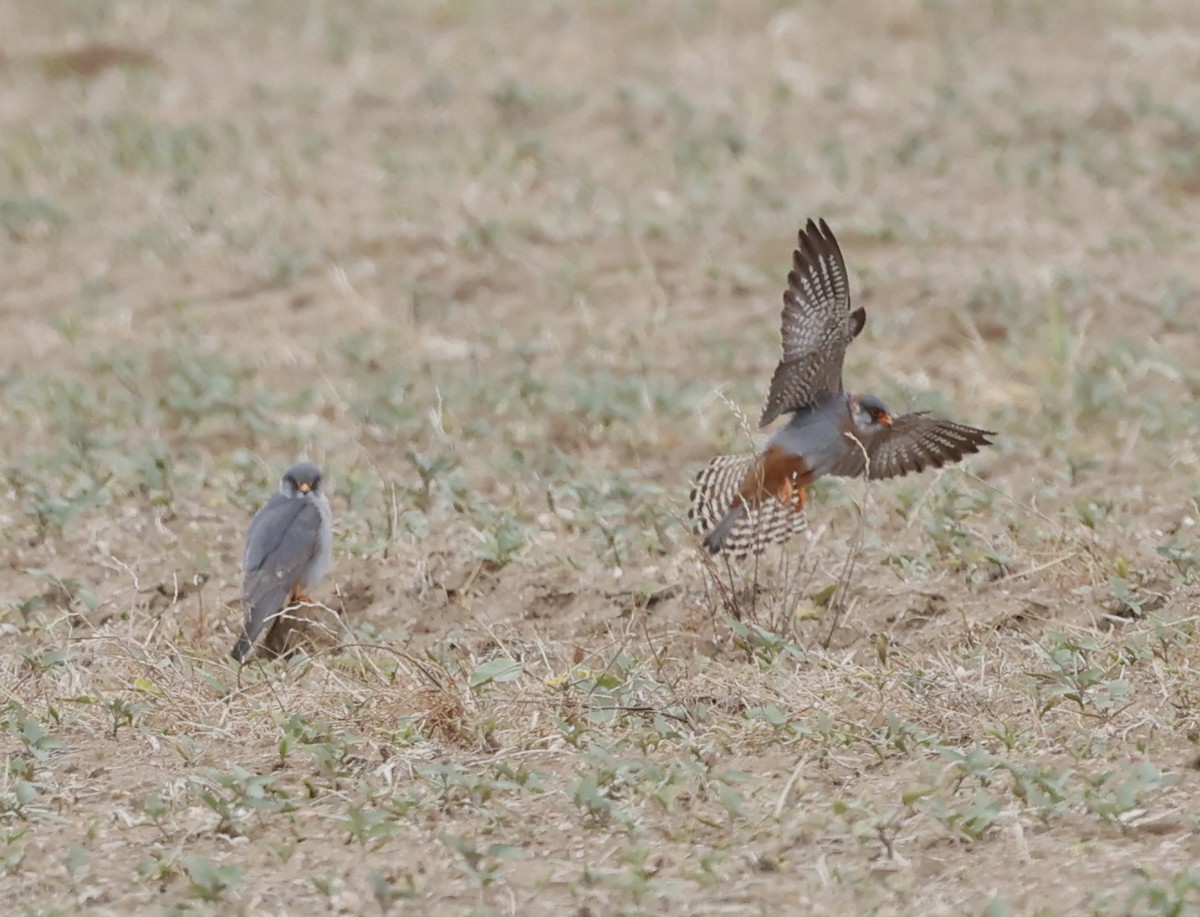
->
[[762, 217, 856, 421], [863, 415, 997, 480]]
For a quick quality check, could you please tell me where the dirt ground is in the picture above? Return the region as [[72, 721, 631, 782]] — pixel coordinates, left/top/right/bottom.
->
[[3, 0, 1200, 914]]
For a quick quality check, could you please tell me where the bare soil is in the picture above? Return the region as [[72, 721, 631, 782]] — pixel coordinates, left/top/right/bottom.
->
[[2, 1, 1200, 914]]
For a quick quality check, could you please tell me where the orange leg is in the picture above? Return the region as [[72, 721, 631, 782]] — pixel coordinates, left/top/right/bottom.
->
[[783, 477, 808, 513], [288, 585, 314, 606], [263, 586, 317, 660]]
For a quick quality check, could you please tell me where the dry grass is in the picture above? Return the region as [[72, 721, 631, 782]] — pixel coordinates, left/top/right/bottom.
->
[[3, 0, 1200, 914]]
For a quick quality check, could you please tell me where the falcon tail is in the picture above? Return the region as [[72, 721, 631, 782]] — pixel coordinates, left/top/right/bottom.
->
[[230, 634, 255, 663], [231, 570, 300, 664], [688, 454, 809, 557]]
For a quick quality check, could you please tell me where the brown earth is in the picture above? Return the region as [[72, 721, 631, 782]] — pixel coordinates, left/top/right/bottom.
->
[[2, 1, 1200, 914]]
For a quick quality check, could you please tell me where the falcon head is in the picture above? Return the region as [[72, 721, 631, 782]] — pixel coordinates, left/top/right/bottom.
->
[[281, 462, 324, 498], [849, 393, 894, 434]]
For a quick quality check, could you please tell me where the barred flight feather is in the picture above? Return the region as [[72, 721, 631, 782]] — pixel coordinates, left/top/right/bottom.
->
[[688, 454, 809, 558]]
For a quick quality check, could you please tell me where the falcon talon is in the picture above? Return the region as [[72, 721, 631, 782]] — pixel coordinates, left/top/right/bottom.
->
[[690, 218, 996, 558], [231, 462, 334, 663]]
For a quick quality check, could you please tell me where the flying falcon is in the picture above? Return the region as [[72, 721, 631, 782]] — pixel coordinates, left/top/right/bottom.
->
[[690, 219, 995, 557]]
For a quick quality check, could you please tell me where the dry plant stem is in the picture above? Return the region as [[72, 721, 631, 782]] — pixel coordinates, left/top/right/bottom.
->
[[824, 431, 872, 648]]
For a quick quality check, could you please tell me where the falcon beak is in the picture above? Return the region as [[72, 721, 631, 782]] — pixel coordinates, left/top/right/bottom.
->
[[878, 411, 893, 427], [297, 481, 312, 493]]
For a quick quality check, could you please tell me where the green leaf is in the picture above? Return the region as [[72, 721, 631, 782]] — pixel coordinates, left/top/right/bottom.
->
[[716, 781, 743, 816], [810, 584, 838, 607], [184, 855, 218, 888], [901, 786, 935, 805], [484, 843, 530, 860], [133, 678, 161, 696], [469, 656, 524, 689], [64, 842, 88, 875], [1108, 575, 1142, 616]]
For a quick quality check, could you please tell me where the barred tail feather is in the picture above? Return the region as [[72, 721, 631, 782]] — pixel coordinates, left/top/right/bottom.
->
[[702, 502, 745, 554], [688, 454, 809, 558]]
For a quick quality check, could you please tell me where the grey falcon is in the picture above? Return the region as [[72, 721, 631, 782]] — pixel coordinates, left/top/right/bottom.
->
[[689, 218, 996, 557], [230, 462, 333, 662]]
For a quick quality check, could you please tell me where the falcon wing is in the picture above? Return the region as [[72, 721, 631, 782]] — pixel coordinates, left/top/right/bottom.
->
[[243, 492, 290, 573], [688, 454, 809, 557], [759, 219, 866, 427], [829, 413, 995, 481]]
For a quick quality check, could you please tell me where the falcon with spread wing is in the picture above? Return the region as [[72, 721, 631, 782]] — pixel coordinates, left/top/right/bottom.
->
[[690, 219, 994, 557]]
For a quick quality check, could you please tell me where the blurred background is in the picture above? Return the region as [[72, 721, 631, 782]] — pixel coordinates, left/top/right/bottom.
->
[[4, 0, 1197, 610]]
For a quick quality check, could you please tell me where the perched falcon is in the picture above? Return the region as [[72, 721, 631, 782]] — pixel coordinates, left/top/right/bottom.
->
[[690, 219, 995, 557], [231, 462, 333, 662]]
